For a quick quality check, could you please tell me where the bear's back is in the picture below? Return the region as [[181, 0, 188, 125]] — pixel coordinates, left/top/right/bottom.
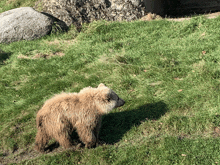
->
[[38, 93, 79, 115]]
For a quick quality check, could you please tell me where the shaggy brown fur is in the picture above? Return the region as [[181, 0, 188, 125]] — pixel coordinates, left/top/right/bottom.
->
[[35, 83, 125, 152]]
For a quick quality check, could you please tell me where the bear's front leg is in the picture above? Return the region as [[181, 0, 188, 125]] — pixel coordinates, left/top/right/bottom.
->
[[54, 133, 73, 149], [94, 119, 102, 146], [76, 124, 96, 148]]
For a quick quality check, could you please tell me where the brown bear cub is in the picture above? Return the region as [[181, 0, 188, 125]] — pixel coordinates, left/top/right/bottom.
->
[[35, 83, 125, 152]]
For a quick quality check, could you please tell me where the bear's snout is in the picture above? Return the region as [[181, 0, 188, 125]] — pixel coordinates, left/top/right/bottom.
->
[[117, 98, 125, 107]]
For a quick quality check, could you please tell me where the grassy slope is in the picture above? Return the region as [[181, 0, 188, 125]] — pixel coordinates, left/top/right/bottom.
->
[[1, 1, 220, 164], [0, 0, 37, 13]]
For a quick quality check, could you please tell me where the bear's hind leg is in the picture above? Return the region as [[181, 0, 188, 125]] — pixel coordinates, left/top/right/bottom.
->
[[35, 128, 50, 152]]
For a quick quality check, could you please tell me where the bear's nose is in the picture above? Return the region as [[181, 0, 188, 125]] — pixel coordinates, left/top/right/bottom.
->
[[120, 99, 125, 106]]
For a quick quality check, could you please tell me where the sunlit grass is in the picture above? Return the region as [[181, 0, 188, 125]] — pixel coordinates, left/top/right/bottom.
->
[[0, 0, 37, 13], [1, 13, 220, 164]]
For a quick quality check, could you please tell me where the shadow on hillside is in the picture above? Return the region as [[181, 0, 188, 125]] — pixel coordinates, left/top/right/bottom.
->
[[0, 51, 12, 66], [41, 12, 70, 33], [100, 101, 168, 144]]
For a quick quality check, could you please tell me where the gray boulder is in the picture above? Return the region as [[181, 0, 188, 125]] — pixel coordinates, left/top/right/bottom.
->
[[0, 7, 55, 43], [34, 0, 146, 27]]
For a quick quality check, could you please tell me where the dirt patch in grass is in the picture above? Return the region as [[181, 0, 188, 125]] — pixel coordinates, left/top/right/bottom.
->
[[213, 127, 220, 137], [140, 12, 220, 22], [166, 12, 220, 22], [140, 13, 163, 21], [1, 149, 39, 165], [17, 52, 65, 60], [46, 39, 77, 46], [0, 142, 83, 164]]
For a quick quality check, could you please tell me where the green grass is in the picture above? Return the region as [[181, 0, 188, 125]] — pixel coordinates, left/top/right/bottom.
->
[[1, 3, 220, 164], [0, 0, 37, 13]]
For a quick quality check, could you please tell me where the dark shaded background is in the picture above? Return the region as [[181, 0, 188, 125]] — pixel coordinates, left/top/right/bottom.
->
[[145, 0, 220, 17]]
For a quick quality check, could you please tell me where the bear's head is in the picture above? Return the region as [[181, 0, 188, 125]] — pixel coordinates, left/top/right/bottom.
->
[[96, 83, 125, 113]]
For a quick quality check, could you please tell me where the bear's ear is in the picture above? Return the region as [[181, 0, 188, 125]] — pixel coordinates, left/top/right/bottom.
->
[[97, 86, 111, 101], [103, 90, 111, 101], [98, 83, 106, 88]]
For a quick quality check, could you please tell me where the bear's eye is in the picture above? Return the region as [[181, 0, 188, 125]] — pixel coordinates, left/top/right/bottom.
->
[[107, 97, 111, 102]]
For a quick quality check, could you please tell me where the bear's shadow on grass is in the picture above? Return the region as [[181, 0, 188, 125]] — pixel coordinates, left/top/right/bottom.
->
[[45, 101, 168, 151], [100, 101, 168, 144]]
